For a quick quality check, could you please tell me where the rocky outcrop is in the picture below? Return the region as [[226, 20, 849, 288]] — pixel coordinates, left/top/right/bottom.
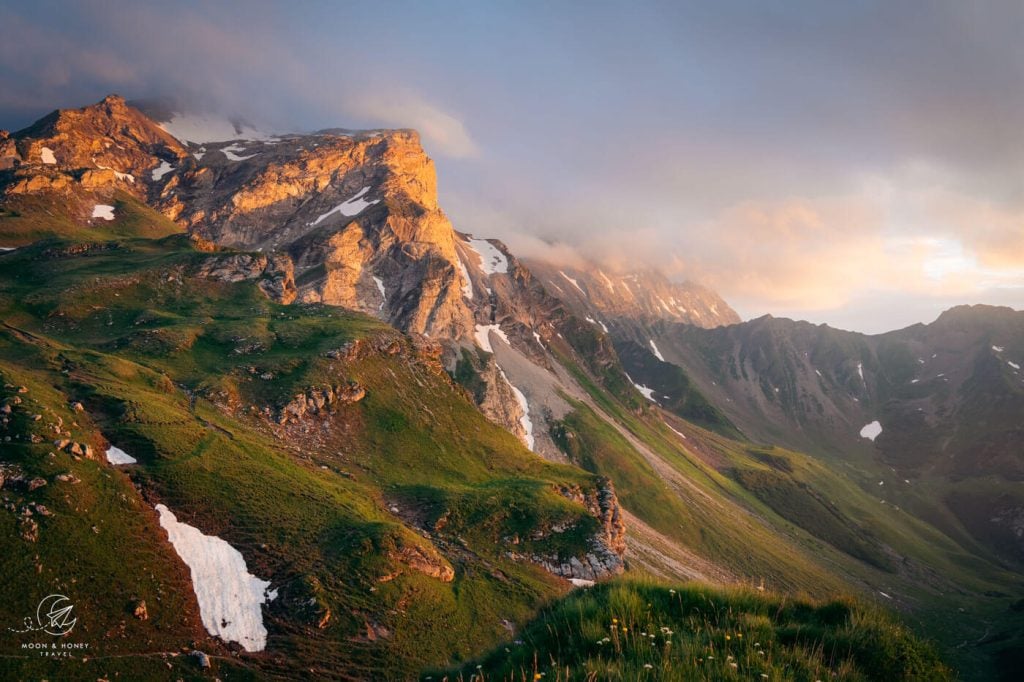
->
[[276, 383, 366, 425], [515, 478, 627, 581], [386, 543, 455, 583], [193, 252, 297, 304]]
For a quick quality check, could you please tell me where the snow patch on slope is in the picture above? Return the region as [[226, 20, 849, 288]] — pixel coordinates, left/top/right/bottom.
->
[[310, 187, 378, 226], [466, 238, 508, 275], [151, 160, 174, 180], [40, 147, 56, 164], [559, 271, 586, 295], [92, 204, 115, 221], [457, 257, 473, 299], [160, 113, 273, 144], [666, 423, 687, 440], [372, 276, 386, 310], [105, 445, 136, 465], [628, 377, 657, 403], [649, 339, 665, 362], [860, 420, 882, 441], [156, 504, 273, 652], [474, 324, 509, 353], [499, 368, 534, 451], [221, 143, 257, 162]]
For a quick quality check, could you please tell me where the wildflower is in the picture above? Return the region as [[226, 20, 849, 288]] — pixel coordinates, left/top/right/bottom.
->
[[725, 634, 731, 641], [762, 675, 769, 679], [669, 589, 676, 594], [754, 642, 761, 648], [612, 618, 618, 624], [729, 662, 738, 669], [644, 664, 653, 670], [758, 651, 765, 657], [622, 627, 628, 633], [534, 675, 542, 681], [737, 633, 743, 638]]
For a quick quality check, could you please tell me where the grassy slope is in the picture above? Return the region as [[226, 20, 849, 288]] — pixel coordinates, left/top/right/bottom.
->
[[441, 579, 950, 681], [547, 346, 1020, 680], [0, 237, 616, 679], [0, 188, 182, 245]]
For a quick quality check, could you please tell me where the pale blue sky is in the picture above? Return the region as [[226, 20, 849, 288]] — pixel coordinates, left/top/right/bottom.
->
[[2, 0, 1021, 332]]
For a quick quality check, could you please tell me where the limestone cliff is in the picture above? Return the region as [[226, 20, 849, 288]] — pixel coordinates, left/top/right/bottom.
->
[[157, 126, 475, 339]]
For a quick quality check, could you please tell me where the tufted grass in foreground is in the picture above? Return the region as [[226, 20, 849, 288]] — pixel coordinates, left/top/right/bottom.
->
[[433, 579, 950, 681]]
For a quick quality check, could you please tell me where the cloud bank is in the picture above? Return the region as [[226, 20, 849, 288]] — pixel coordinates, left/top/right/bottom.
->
[[1, 0, 1020, 332]]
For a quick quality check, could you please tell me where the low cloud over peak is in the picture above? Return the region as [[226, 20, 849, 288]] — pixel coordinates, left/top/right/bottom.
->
[[1, 0, 1020, 333]]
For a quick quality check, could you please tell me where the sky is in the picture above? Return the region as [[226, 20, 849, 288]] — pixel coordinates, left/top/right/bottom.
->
[[1, 0, 1021, 333]]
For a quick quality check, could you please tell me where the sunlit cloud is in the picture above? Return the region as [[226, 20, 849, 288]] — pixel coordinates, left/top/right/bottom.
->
[[346, 91, 478, 159]]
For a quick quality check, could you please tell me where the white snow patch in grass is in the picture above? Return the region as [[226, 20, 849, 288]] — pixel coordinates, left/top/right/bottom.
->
[[911, 379, 919, 384], [569, 578, 595, 588], [40, 147, 56, 164], [860, 420, 882, 441], [598, 320, 609, 333], [532, 331, 544, 347], [815, 369, 822, 377], [156, 504, 272, 652], [559, 271, 586, 295], [92, 204, 115, 221], [193, 149, 206, 160], [151, 160, 174, 180], [221, 143, 257, 161], [992, 345, 1004, 352], [0, 247, 15, 252], [105, 445, 136, 465], [466, 238, 508, 275], [309, 187, 378, 226], [1010, 361, 1021, 370], [857, 362, 865, 383], [499, 368, 534, 451], [457, 257, 473, 299], [372, 276, 386, 310], [474, 324, 509, 353], [649, 339, 665, 362]]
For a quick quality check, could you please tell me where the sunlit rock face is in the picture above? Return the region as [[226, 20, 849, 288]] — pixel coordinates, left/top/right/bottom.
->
[[160, 126, 475, 340], [4, 94, 189, 197]]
